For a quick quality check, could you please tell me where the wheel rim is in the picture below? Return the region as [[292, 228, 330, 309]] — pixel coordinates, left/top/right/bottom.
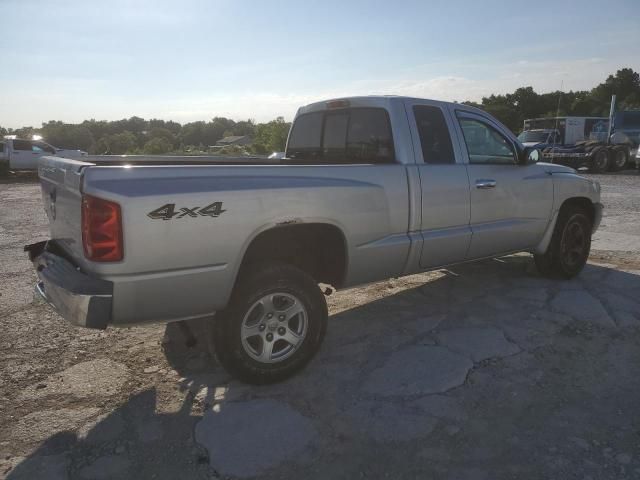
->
[[241, 292, 308, 364], [593, 151, 608, 171], [560, 217, 588, 268], [614, 150, 627, 168]]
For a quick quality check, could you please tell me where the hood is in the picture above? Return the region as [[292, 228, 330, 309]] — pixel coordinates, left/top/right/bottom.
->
[[538, 162, 576, 174]]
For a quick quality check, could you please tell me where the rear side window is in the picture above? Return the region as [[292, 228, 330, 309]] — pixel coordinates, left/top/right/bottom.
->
[[287, 112, 323, 160], [13, 140, 32, 151], [413, 105, 455, 164], [286, 108, 395, 164]]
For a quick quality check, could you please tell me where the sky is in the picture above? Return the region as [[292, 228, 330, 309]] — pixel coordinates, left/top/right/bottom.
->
[[1, 0, 639, 128]]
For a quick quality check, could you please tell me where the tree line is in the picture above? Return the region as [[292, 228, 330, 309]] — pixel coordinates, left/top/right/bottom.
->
[[0, 115, 291, 156], [1, 68, 638, 154], [463, 68, 640, 132]]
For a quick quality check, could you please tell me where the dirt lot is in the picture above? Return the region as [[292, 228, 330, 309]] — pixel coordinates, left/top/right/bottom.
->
[[1, 171, 639, 480]]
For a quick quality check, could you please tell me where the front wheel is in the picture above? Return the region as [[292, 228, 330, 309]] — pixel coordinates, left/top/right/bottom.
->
[[534, 206, 592, 279], [212, 262, 328, 384], [609, 146, 629, 172]]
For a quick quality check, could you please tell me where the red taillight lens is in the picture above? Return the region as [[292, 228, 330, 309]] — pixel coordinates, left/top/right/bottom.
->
[[81, 194, 123, 262], [326, 99, 350, 109]]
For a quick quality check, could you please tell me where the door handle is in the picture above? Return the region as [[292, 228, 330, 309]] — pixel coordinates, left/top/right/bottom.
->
[[475, 179, 496, 189]]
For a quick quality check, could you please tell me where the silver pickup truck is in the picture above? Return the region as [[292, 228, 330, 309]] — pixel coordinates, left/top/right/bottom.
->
[[26, 96, 603, 384]]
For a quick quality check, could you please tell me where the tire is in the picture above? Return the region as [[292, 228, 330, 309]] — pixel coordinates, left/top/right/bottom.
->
[[609, 146, 629, 172], [589, 147, 610, 173], [212, 262, 328, 384], [534, 205, 592, 279]]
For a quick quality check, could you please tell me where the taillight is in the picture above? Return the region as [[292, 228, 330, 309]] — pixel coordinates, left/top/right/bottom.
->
[[81, 194, 123, 262], [326, 99, 350, 109]]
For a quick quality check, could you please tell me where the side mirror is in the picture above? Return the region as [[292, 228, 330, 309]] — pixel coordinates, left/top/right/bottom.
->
[[519, 147, 541, 165]]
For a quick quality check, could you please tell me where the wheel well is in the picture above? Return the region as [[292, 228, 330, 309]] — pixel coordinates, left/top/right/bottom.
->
[[560, 197, 595, 224], [239, 223, 347, 288]]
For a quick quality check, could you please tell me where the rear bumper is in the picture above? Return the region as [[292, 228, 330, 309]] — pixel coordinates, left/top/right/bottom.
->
[[24, 241, 113, 329]]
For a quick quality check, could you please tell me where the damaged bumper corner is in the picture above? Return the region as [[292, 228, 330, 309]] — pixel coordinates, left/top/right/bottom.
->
[[25, 241, 113, 329]]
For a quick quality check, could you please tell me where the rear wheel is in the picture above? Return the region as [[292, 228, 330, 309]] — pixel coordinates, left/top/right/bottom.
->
[[212, 262, 327, 384], [534, 205, 592, 279], [609, 146, 629, 172], [589, 147, 610, 173]]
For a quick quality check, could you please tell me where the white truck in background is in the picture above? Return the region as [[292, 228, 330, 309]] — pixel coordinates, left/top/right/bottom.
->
[[0, 138, 87, 170]]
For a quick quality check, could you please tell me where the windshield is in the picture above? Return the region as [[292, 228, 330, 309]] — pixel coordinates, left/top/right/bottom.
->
[[517, 131, 551, 143]]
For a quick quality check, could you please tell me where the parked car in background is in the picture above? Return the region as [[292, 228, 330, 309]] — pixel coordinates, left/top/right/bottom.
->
[[26, 96, 602, 384], [0, 138, 87, 170]]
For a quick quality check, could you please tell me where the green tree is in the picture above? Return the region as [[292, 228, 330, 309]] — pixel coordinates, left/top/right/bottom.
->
[[467, 67, 640, 132], [148, 127, 177, 148], [148, 119, 182, 136], [254, 117, 290, 152], [591, 68, 640, 107], [96, 131, 137, 154], [40, 121, 95, 151], [232, 119, 256, 136], [143, 137, 172, 154], [13, 126, 38, 139]]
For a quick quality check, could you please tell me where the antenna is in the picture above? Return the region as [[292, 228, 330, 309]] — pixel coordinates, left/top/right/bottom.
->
[[606, 94, 616, 145]]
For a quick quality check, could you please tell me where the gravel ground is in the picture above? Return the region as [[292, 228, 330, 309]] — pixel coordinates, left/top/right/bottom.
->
[[0, 171, 639, 480], [591, 171, 640, 263]]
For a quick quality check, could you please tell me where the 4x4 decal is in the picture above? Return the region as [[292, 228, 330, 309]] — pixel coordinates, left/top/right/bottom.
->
[[147, 202, 226, 220]]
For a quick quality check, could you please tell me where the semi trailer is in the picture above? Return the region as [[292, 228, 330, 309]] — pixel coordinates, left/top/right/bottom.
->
[[519, 96, 637, 173]]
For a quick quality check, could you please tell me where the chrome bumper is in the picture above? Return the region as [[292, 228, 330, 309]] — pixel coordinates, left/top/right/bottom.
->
[[24, 241, 113, 329]]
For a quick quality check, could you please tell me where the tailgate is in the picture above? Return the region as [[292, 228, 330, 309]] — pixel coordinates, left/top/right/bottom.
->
[[38, 155, 94, 265]]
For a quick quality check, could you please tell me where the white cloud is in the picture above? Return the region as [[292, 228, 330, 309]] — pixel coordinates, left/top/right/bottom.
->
[[1, 57, 637, 128]]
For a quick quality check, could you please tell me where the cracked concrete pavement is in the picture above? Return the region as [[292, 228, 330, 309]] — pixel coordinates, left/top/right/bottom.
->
[[1, 172, 640, 480]]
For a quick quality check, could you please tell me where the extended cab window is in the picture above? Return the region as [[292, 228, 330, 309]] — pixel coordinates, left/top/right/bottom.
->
[[287, 108, 395, 164], [413, 105, 455, 164], [13, 140, 33, 151], [457, 117, 516, 165]]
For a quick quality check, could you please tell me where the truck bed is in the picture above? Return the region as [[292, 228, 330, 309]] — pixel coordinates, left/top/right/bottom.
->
[[37, 153, 412, 325]]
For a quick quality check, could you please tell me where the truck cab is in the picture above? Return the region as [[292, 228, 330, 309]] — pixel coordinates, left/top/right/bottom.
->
[[517, 129, 562, 149], [0, 137, 87, 170], [613, 110, 640, 149]]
